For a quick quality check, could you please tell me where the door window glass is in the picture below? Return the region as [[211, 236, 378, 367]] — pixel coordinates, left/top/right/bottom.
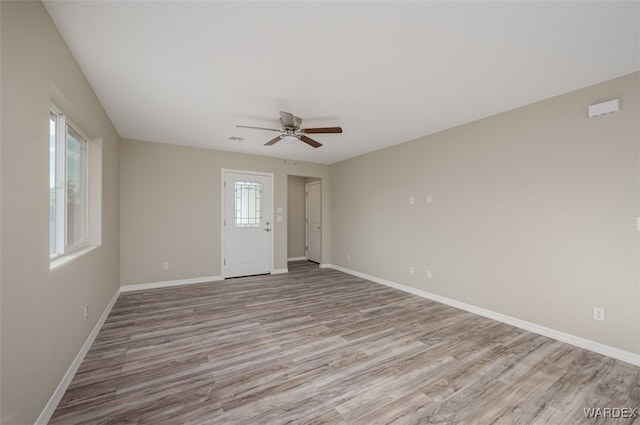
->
[[235, 181, 262, 227]]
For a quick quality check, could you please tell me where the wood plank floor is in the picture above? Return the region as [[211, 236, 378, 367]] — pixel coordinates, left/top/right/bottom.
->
[[51, 261, 640, 424]]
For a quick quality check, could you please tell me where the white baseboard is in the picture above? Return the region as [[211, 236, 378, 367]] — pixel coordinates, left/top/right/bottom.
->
[[327, 264, 640, 367], [271, 268, 288, 275], [287, 257, 307, 262], [35, 288, 121, 425], [319, 263, 331, 269], [120, 275, 223, 293]]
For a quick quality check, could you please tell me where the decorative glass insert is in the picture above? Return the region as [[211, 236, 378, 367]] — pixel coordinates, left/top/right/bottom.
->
[[235, 181, 262, 227]]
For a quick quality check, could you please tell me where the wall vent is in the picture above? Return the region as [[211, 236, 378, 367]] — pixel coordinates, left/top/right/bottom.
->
[[588, 99, 620, 118]]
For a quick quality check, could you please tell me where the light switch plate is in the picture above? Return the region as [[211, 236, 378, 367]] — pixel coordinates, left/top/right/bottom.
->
[[593, 307, 605, 321]]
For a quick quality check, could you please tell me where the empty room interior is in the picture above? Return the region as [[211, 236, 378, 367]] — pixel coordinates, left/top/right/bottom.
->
[[1, 1, 640, 424]]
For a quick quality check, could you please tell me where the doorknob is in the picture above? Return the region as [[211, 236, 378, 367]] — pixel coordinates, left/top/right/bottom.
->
[[264, 228, 271, 232]]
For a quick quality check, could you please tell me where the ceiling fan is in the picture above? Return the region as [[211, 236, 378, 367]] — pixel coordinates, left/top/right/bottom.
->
[[236, 111, 342, 148]]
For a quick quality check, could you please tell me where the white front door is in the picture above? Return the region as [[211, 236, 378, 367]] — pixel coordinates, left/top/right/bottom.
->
[[306, 181, 321, 263], [223, 171, 273, 278]]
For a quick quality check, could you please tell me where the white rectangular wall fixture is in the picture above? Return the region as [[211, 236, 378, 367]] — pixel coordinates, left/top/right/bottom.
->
[[588, 99, 620, 118]]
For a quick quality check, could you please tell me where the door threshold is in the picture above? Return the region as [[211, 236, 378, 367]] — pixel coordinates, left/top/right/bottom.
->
[[224, 273, 271, 280]]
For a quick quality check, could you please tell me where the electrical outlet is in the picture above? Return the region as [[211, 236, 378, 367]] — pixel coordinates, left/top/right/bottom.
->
[[83, 305, 88, 321], [409, 266, 415, 275], [426, 195, 432, 204], [409, 196, 415, 205], [593, 307, 605, 322], [427, 270, 432, 279], [347, 253, 351, 261], [163, 261, 169, 270]]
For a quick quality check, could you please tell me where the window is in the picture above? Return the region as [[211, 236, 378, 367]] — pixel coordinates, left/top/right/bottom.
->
[[50, 110, 88, 258], [234, 181, 262, 227]]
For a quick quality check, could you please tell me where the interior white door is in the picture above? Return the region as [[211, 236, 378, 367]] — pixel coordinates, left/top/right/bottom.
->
[[306, 181, 321, 263], [223, 172, 272, 278]]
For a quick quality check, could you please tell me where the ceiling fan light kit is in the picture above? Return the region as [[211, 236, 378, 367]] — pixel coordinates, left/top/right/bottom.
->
[[236, 111, 342, 148]]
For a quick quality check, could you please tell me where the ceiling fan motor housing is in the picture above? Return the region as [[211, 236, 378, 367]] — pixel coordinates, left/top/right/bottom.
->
[[280, 115, 303, 130]]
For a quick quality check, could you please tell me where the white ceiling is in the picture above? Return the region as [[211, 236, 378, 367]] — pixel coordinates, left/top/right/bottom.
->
[[44, 1, 639, 165]]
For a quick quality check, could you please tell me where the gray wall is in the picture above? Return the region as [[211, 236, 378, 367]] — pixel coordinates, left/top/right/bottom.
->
[[0, 2, 121, 423], [330, 72, 639, 354], [120, 139, 330, 286]]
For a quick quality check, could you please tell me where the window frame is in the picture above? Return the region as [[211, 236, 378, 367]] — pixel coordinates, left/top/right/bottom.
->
[[49, 107, 90, 261]]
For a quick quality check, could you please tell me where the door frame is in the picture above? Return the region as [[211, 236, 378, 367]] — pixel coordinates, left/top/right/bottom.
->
[[305, 180, 322, 263], [221, 169, 274, 278]]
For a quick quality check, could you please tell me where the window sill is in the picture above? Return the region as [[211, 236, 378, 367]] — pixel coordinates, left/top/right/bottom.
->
[[50, 245, 98, 271]]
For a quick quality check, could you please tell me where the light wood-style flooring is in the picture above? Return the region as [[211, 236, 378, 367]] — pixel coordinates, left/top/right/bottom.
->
[[51, 261, 640, 424]]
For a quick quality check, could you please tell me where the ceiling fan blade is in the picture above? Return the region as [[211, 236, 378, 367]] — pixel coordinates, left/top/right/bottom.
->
[[300, 135, 322, 148], [279, 111, 296, 128], [301, 127, 343, 134], [236, 125, 281, 132], [264, 135, 282, 146]]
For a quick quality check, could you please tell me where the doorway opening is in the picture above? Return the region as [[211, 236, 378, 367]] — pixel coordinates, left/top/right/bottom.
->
[[287, 175, 322, 265]]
